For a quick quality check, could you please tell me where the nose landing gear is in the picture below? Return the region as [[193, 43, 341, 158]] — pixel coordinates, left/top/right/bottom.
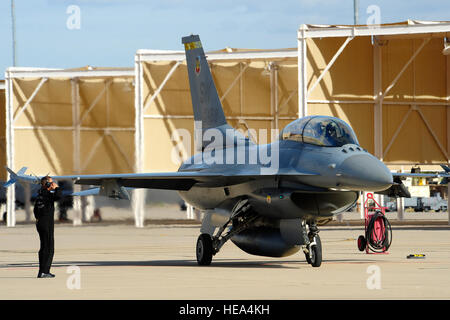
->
[[302, 222, 322, 267]]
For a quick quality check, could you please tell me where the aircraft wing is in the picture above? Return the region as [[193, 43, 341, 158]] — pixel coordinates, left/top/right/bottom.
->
[[392, 172, 450, 178], [4, 167, 318, 199], [378, 165, 450, 198], [391, 164, 450, 179]]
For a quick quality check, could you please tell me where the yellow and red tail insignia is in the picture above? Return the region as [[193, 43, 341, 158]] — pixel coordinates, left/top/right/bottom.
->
[[195, 56, 201, 75]]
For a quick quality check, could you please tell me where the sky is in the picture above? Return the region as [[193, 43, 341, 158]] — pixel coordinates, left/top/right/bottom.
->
[[1, 0, 450, 75]]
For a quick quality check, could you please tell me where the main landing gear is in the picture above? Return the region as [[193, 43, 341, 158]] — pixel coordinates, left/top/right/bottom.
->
[[196, 199, 257, 266], [196, 202, 323, 268], [302, 221, 322, 267]]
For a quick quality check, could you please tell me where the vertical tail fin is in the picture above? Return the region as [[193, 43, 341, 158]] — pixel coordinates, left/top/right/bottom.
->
[[182, 35, 227, 129]]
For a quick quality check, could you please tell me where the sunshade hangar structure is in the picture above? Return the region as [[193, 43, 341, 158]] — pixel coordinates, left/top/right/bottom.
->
[[4, 20, 450, 227]]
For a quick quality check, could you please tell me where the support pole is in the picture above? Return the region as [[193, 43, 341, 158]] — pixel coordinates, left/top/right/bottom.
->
[[298, 25, 308, 118], [360, 191, 365, 219], [72, 184, 82, 226], [71, 78, 81, 226], [5, 70, 16, 227], [187, 204, 194, 219], [447, 54, 450, 225], [132, 189, 145, 228], [448, 183, 450, 225], [24, 183, 31, 222], [397, 196, 404, 221], [6, 184, 15, 227], [373, 39, 383, 160], [354, 0, 359, 25], [81, 186, 94, 222], [11, 0, 17, 67], [134, 54, 145, 228], [270, 62, 279, 130]]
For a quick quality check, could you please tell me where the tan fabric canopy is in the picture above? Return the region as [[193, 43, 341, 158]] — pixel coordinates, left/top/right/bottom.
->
[[6, 68, 135, 176], [136, 50, 298, 172], [299, 20, 450, 165]]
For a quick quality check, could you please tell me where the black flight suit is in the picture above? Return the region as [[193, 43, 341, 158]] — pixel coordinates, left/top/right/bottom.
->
[[34, 187, 62, 274]]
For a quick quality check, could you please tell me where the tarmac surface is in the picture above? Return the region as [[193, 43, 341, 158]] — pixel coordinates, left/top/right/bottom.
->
[[1, 206, 450, 300]]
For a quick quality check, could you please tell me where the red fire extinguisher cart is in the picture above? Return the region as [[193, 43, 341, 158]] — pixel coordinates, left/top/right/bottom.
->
[[357, 193, 392, 254]]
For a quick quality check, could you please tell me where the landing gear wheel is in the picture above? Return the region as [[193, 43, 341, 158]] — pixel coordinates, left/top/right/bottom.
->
[[305, 234, 322, 267], [357, 235, 367, 252], [196, 233, 213, 266]]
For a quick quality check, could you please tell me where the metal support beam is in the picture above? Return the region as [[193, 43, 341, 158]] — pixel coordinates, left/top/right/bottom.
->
[[72, 78, 80, 174], [360, 191, 365, 219], [5, 70, 15, 227], [143, 61, 181, 112], [79, 79, 112, 125], [353, 0, 359, 25], [142, 114, 297, 121], [11, 0, 17, 66], [298, 25, 308, 118], [447, 55, 450, 225], [24, 183, 31, 222], [13, 126, 134, 131], [71, 78, 82, 225], [307, 36, 354, 96], [81, 185, 95, 222], [448, 183, 450, 226], [72, 184, 82, 226], [13, 77, 48, 122], [132, 189, 145, 228], [80, 134, 105, 173], [269, 62, 279, 130], [381, 38, 430, 100], [240, 63, 244, 118], [277, 89, 298, 116], [309, 99, 450, 107], [109, 132, 135, 171], [186, 204, 194, 219], [220, 63, 249, 103], [373, 39, 383, 160], [134, 54, 145, 227], [383, 106, 413, 157], [397, 195, 404, 221], [374, 38, 429, 160], [416, 106, 449, 160]]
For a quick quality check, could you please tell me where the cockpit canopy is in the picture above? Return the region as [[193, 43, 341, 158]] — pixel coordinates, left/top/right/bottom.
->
[[281, 116, 359, 147]]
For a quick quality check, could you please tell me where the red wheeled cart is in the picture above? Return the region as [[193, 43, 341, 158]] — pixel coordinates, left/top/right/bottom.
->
[[357, 193, 392, 254]]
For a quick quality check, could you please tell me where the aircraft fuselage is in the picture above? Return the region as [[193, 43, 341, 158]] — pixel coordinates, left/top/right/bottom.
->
[[178, 139, 392, 220]]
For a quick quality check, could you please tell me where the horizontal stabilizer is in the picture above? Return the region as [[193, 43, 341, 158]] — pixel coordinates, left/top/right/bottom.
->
[[71, 188, 101, 197], [3, 167, 38, 187]]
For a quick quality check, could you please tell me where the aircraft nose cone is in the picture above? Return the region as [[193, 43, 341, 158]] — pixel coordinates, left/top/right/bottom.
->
[[338, 154, 393, 191]]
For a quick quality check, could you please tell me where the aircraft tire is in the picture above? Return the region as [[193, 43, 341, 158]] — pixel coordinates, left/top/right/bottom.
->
[[305, 234, 322, 267], [196, 233, 213, 266]]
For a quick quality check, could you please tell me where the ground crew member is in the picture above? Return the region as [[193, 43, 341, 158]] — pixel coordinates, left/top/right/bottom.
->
[[34, 176, 62, 278]]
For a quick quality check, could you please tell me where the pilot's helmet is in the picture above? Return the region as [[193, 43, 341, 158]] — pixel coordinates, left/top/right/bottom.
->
[[326, 122, 338, 138]]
